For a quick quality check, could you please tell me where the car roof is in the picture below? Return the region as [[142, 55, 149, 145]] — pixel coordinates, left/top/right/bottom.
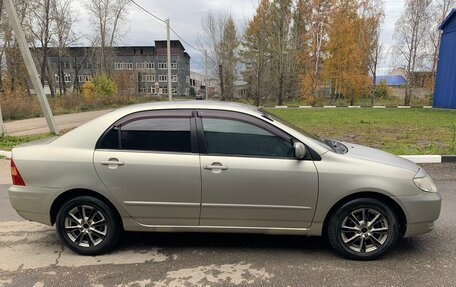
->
[[114, 100, 261, 116]]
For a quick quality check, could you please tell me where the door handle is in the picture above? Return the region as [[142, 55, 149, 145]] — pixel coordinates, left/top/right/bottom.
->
[[101, 159, 125, 166], [203, 164, 228, 170]]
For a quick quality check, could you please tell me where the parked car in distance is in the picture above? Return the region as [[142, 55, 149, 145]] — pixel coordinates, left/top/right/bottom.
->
[[9, 101, 441, 260]]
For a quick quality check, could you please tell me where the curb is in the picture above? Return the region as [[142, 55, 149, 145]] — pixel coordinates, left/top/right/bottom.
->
[[265, 106, 435, 109], [0, 150, 453, 164], [0, 151, 11, 158]]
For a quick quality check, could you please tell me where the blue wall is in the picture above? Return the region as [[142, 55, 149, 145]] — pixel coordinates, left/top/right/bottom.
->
[[434, 11, 456, 109]]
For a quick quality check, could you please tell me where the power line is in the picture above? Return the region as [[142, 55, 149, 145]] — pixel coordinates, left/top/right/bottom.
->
[[129, 0, 204, 55], [169, 26, 202, 53], [129, 0, 166, 24]]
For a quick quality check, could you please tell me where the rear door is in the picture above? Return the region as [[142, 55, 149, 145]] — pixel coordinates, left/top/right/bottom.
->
[[197, 110, 319, 229], [94, 110, 202, 226]]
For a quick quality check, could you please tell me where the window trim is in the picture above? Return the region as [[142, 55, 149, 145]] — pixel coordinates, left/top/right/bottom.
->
[[95, 109, 198, 154]]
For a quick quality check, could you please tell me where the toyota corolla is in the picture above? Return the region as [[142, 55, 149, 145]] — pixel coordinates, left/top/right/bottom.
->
[[9, 101, 441, 260]]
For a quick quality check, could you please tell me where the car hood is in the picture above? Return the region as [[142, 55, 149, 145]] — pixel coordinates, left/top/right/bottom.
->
[[341, 142, 420, 172]]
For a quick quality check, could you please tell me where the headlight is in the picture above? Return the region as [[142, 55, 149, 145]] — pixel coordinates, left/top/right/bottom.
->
[[413, 174, 437, 193]]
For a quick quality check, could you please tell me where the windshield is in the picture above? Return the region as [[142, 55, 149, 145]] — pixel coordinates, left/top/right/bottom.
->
[[259, 109, 333, 151]]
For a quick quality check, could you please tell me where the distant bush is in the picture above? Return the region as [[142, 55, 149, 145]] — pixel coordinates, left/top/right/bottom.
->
[[189, 87, 196, 97], [81, 82, 96, 100], [93, 74, 118, 102], [375, 81, 390, 99]]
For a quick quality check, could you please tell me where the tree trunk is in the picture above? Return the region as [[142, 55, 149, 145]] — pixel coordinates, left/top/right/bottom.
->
[[219, 64, 225, 101], [277, 74, 284, 106], [46, 62, 55, 98]]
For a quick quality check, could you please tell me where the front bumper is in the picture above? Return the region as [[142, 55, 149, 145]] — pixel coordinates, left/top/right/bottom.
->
[[393, 191, 442, 237], [8, 185, 61, 226]]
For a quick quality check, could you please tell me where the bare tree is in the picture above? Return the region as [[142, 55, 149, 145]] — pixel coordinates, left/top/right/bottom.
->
[[393, 0, 432, 106], [199, 12, 239, 101], [85, 0, 129, 74], [358, 0, 384, 105], [26, 0, 56, 97], [51, 0, 79, 96], [1, 0, 33, 93]]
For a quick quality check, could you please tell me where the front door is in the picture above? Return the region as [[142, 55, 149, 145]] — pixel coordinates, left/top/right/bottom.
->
[[197, 110, 319, 229], [94, 110, 201, 226]]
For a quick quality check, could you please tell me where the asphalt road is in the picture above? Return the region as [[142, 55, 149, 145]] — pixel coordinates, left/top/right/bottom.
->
[[0, 161, 454, 286], [2, 109, 112, 136]]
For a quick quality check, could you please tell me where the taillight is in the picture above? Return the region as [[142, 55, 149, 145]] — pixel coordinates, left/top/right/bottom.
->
[[11, 159, 26, 186]]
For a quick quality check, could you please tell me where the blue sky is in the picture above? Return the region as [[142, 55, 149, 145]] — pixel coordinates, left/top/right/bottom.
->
[[76, 0, 406, 75]]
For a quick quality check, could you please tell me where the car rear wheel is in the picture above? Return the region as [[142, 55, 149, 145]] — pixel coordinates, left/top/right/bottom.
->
[[56, 196, 121, 255], [327, 198, 399, 260]]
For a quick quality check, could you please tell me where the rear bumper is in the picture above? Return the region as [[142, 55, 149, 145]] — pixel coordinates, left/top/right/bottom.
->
[[8, 185, 61, 226], [393, 192, 442, 237]]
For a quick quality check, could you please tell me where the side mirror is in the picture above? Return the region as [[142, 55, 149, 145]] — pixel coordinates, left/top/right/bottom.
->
[[294, 142, 307, 159]]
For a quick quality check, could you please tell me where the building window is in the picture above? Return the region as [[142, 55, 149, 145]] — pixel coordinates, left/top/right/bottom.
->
[[158, 61, 167, 69], [114, 62, 124, 70], [151, 87, 157, 94], [140, 87, 148, 94], [64, 74, 71, 83], [171, 88, 177, 95], [136, 61, 145, 69], [126, 62, 133, 70], [141, 74, 155, 83], [171, 61, 177, 69], [146, 61, 154, 69], [77, 75, 83, 83], [83, 74, 92, 82], [54, 74, 60, 82], [146, 61, 155, 69], [158, 74, 167, 82], [171, 74, 178, 82], [159, 87, 168, 94]]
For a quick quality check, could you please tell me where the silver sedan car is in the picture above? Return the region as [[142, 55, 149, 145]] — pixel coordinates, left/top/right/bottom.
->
[[9, 101, 441, 260]]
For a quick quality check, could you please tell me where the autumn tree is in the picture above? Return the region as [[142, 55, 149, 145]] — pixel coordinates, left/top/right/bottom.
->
[[324, 0, 372, 105], [393, 0, 433, 106]]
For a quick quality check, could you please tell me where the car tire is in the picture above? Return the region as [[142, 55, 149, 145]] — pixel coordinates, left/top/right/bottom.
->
[[327, 198, 399, 261], [56, 196, 121, 255]]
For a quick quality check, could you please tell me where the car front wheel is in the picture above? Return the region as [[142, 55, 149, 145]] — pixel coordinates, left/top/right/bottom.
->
[[56, 196, 121, 255], [327, 198, 400, 260]]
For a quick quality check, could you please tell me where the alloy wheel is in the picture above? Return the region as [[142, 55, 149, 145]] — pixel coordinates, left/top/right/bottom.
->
[[64, 205, 108, 248], [340, 208, 390, 253]]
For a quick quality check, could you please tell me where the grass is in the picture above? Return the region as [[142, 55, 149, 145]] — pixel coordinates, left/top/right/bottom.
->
[[1, 108, 455, 155], [0, 133, 54, 151], [268, 108, 456, 155]]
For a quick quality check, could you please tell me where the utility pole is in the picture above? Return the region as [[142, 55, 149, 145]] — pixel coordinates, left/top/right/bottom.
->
[[205, 49, 208, 100], [166, 19, 172, 101], [4, 0, 59, 134]]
